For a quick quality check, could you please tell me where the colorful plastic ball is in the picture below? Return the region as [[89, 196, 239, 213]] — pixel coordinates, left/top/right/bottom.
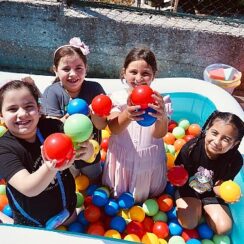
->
[[89, 139, 100, 154], [167, 165, 189, 186], [166, 206, 177, 220], [130, 85, 154, 109], [172, 126, 185, 139], [126, 220, 145, 239], [0, 184, 6, 195], [76, 192, 84, 208], [142, 216, 154, 232], [167, 144, 176, 155], [84, 204, 101, 223], [124, 234, 141, 242], [118, 192, 135, 209], [43, 133, 74, 168], [183, 134, 195, 142], [86, 184, 98, 196], [118, 209, 130, 220], [66, 98, 89, 115], [165, 182, 176, 196], [129, 205, 145, 222], [100, 149, 107, 162], [219, 180, 241, 203], [168, 236, 186, 244], [163, 132, 176, 145], [97, 186, 110, 197], [197, 223, 214, 239], [2, 204, 12, 218], [201, 240, 214, 244], [137, 108, 157, 127], [0, 193, 9, 211], [142, 199, 159, 216], [159, 239, 168, 244], [110, 216, 127, 233], [84, 195, 93, 207], [104, 199, 119, 216], [213, 234, 230, 244], [174, 138, 186, 152], [166, 153, 175, 170], [91, 94, 112, 116], [102, 129, 111, 139], [75, 174, 90, 191], [168, 219, 183, 236], [186, 239, 201, 244], [142, 232, 159, 244], [153, 211, 168, 222], [0, 125, 7, 137], [178, 119, 190, 130], [187, 124, 201, 136], [181, 228, 199, 241], [168, 120, 178, 132], [104, 229, 121, 239], [87, 222, 105, 236], [92, 189, 109, 207], [77, 210, 89, 226], [56, 225, 67, 231], [157, 194, 174, 212], [64, 114, 93, 143], [68, 221, 85, 233], [100, 138, 109, 152], [153, 221, 169, 239]]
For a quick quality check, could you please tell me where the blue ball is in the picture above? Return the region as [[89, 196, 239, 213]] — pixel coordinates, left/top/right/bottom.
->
[[104, 199, 119, 216], [186, 239, 201, 244], [118, 192, 135, 209], [92, 189, 108, 207], [165, 182, 176, 196], [137, 108, 157, 127], [110, 216, 126, 233], [197, 223, 214, 239], [167, 207, 177, 220], [168, 218, 183, 236], [77, 210, 89, 226], [68, 221, 85, 233], [3, 204, 13, 218], [66, 98, 89, 115], [86, 184, 98, 196]]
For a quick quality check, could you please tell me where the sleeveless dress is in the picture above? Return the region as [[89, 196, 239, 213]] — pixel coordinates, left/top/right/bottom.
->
[[102, 89, 167, 203]]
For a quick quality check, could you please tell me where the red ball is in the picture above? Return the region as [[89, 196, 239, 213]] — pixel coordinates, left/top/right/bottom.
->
[[91, 94, 112, 117], [167, 165, 189, 186], [142, 216, 154, 233], [84, 195, 93, 207], [100, 138, 109, 152], [130, 85, 154, 109], [157, 194, 174, 212], [126, 221, 146, 239], [152, 221, 169, 239], [87, 222, 105, 236], [181, 228, 200, 241], [183, 134, 195, 142], [84, 204, 101, 223], [43, 133, 74, 168], [168, 120, 178, 132]]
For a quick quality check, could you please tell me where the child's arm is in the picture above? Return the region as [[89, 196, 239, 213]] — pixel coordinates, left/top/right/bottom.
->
[[0, 211, 14, 224], [90, 112, 107, 130], [149, 92, 168, 138]]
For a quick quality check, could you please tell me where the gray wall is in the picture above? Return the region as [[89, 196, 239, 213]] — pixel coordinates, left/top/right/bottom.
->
[[0, 0, 244, 90]]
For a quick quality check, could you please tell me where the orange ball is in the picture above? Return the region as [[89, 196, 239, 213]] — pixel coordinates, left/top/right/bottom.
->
[[124, 234, 141, 242], [157, 194, 174, 212], [87, 222, 105, 236], [75, 174, 90, 191], [129, 205, 145, 222], [166, 153, 175, 169], [104, 229, 121, 239], [163, 132, 175, 145], [100, 149, 107, 162], [142, 232, 159, 244], [174, 138, 186, 152], [0, 194, 8, 211], [187, 124, 201, 136], [220, 180, 241, 203]]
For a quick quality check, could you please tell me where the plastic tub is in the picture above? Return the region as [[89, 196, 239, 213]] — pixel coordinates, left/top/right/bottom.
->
[[203, 63, 242, 94]]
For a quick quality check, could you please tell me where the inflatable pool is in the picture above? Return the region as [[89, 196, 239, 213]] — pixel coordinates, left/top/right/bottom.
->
[[0, 72, 243, 243]]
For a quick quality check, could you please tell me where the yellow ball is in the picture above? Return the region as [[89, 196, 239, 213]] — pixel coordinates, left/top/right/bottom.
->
[[159, 238, 168, 244], [118, 209, 129, 220], [129, 205, 145, 222], [102, 129, 111, 139], [220, 180, 241, 203], [75, 174, 89, 191], [142, 233, 159, 244], [56, 225, 67, 231], [85, 153, 96, 163], [104, 229, 121, 239], [89, 139, 100, 154], [124, 234, 141, 242], [0, 126, 7, 137], [166, 153, 175, 170]]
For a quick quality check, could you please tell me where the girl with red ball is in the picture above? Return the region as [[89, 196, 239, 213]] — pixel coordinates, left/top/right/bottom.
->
[[102, 47, 170, 203]]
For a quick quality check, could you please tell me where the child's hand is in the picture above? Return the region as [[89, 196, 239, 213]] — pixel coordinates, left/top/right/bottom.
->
[[75, 140, 94, 161], [126, 95, 144, 121], [148, 91, 167, 121], [60, 113, 69, 123]]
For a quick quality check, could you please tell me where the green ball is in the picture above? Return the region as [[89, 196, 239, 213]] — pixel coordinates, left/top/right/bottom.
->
[[164, 143, 169, 152], [153, 211, 168, 222], [178, 119, 190, 130], [213, 234, 231, 244], [168, 236, 185, 244], [0, 126, 7, 137], [172, 126, 185, 139], [142, 199, 159, 216], [201, 240, 214, 244], [0, 184, 6, 195], [167, 144, 176, 155], [64, 114, 93, 143], [76, 192, 84, 208]]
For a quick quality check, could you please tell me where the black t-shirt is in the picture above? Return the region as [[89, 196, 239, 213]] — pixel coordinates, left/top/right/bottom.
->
[[0, 118, 76, 226], [42, 80, 106, 169], [175, 137, 243, 195]]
